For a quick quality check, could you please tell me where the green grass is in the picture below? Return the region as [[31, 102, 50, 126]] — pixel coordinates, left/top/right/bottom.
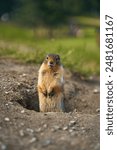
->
[[0, 18, 100, 76]]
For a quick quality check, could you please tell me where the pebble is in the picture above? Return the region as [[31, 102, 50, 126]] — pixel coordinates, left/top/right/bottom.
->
[[22, 73, 26, 77], [29, 137, 37, 143], [41, 139, 52, 147], [1, 144, 7, 150], [5, 103, 9, 109], [63, 126, 68, 131], [43, 124, 47, 128], [68, 129, 74, 133], [93, 88, 99, 94], [20, 122, 24, 126], [69, 120, 76, 127], [71, 126, 76, 130], [36, 127, 42, 132], [17, 82, 21, 86], [26, 89, 30, 93], [8, 102, 13, 105], [53, 125, 61, 131], [5, 91, 9, 94], [26, 128, 34, 133], [19, 130, 24, 136], [96, 108, 100, 113], [81, 127, 85, 130], [4, 117, 10, 122], [21, 110, 25, 113], [81, 127, 86, 133]]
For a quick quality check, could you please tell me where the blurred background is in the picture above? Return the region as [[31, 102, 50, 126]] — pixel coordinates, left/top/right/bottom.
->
[[0, 0, 100, 75]]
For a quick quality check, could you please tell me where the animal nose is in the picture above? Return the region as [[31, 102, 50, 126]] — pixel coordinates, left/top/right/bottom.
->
[[50, 61, 53, 65]]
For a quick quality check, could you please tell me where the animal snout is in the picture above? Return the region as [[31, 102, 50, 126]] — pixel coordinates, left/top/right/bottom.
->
[[48, 61, 54, 67]]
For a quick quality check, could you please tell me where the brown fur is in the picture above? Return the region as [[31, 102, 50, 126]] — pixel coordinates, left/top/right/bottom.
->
[[37, 54, 64, 112]]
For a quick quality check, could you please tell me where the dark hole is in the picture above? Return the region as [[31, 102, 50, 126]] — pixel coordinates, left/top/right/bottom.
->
[[17, 89, 39, 112]]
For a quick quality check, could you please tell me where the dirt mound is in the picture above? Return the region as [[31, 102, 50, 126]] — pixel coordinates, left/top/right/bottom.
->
[[0, 59, 100, 150]]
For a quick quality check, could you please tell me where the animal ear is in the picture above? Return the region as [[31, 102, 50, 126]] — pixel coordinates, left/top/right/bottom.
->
[[56, 54, 60, 60]]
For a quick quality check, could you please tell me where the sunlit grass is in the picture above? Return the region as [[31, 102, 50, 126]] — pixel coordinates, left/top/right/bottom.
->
[[0, 19, 100, 75]]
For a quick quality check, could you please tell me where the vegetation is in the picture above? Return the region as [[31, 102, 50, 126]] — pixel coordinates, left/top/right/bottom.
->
[[0, 0, 99, 27], [0, 18, 99, 75], [0, 0, 100, 75]]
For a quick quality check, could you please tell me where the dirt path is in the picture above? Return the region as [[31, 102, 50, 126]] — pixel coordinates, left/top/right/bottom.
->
[[0, 59, 100, 150]]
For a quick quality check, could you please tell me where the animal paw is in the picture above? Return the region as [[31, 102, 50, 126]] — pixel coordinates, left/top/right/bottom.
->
[[48, 90, 55, 98], [43, 91, 47, 97]]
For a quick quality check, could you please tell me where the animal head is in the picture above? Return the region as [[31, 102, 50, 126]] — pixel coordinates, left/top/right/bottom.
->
[[44, 54, 61, 68]]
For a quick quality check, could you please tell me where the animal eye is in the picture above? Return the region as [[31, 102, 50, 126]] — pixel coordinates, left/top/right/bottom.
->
[[46, 57, 48, 59]]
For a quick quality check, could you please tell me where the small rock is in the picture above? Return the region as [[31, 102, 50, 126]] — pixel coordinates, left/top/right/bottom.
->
[[96, 108, 100, 113], [19, 130, 24, 136], [5, 91, 9, 94], [5, 103, 9, 109], [81, 127, 85, 133], [81, 127, 85, 130], [73, 109, 77, 112], [17, 82, 21, 86], [20, 122, 24, 126], [4, 117, 10, 122], [26, 128, 34, 133], [69, 129, 74, 133], [43, 124, 47, 128], [63, 126, 68, 131], [21, 110, 25, 113], [53, 125, 61, 131], [22, 73, 26, 77], [36, 128, 42, 132], [26, 89, 30, 93], [29, 137, 37, 143], [93, 88, 99, 94], [69, 120, 76, 127], [51, 128, 56, 132], [1, 144, 7, 150], [8, 102, 13, 105], [71, 126, 76, 130], [42, 139, 52, 147]]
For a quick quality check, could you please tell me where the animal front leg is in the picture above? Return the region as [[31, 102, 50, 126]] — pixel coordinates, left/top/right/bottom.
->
[[38, 85, 47, 97], [48, 87, 55, 98]]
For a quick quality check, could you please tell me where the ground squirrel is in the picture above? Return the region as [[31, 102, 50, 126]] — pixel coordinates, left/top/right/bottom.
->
[[37, 54, 65, 112]]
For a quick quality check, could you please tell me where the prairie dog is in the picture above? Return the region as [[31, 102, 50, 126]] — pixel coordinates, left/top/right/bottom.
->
[[37, 54, 64, 112]]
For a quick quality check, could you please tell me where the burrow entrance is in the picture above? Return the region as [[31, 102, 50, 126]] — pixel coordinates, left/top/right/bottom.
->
[[18, 81, 97, 112], [17, 80, 99, 114], [17, 80, 80, 113]]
